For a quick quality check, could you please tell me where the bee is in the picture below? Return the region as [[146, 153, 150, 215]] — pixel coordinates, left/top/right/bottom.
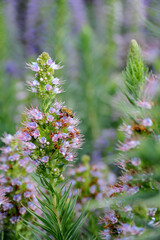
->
[[60, 108, 74, 118], [131, 122, 150, 134], [104, 223, 111, 228]]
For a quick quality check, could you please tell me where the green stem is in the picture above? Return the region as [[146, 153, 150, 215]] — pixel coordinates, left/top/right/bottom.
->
[[1, 231, 4, 240]]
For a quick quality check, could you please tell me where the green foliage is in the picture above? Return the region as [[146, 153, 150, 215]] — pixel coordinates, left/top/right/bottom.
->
[[22, 176, 87, 240], [122, 39, 149, 103]]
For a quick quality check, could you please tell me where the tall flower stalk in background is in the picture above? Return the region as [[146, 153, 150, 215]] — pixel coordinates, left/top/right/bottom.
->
[[0, 133, 38, 240], [101, 40, 160, 239]]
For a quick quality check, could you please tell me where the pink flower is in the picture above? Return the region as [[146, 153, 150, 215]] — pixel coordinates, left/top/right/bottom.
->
[[120, 224, 144, 236], [130, 157, 141, 166], [26, 122, 38, 129], [41, 156, 49, 163], [136, 100, 152, 109], [1, 133, 13, 145], [13, 194, 21, 202], [50, 62, 61, 70], [46, 59, 53, 65], [45, 84, 52, 91], [47, 115, 54, 122], [24, 142, 36, 150], [117, 140, 140, 152], [27, 62, 40, 72], [39, 137, 46, 144], [33, 130, 40, 138], [52, 77, 60, 85], [119, 124, 133, 137], [53, 86, 62, 94], [142, 118, 153, 127], [28, 201, 36, 210], [49, 107, 56, 113], [10, 216, 20, 224], [24, 191, 32, 198], [0, 188, 9, 205], [27, 108, 43, 120], [20, 207, 26, 215], [26, 166, 34, 173], [52, 134, 58, 142], [11, 179, 22, 186], [0, 164, 9, 171]]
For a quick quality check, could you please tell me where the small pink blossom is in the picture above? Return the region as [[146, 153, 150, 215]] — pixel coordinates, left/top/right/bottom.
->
[[53, 86, 62, 94], [45, 84, 52, 91], [136, 100, 152, 109], [41, 156, 49, 163], [13, 194, 21, 202], [52, 77, 60, 85], [39, 137, 46, 144], [49, 107, 56, 113], [24, 191, 32, 198], [50, 62, 61, 70], [142, 118, 153, 127], [47, 115, 54, 121], [26, 122, 38, 129], [32, 130, 40, 138], [27, 62, 40, 72], [1, 133, 13, 145], [20, 207, 26, 215], [0, 164, 9, 171], [24, 142, 36, 150], [10, 216, 20, 224]]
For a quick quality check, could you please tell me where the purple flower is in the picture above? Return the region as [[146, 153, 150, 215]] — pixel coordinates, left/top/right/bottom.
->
[[26, 166, 34, 173], [1, 133, 13, 145], [50, 62, 61, 70], [52, 77, 60, 85], [26, 122, 38, 129], [142, 118, 153, 127], [24, 191, 32, 198], [47, 59, 53, 65], [45, 84, 52, 91], [24, 142, 36, 150], [47, 115, 54, 122], [39, 137, 46, 144], [89, 185, 97, 194], [53, 86, 61, 94], [52, 134, 58, 142], [5, 186, 13, 193], [10, 216, 20, 224], [13, 194, 21, 202], [27, 62, 40, 72], [11, 179, 22, 186], [20, 207, 26, 215], [41, 156, 49, 163], [3, 203, 13, 211], [49, 107, 56, 113], [33, 130, 40, 138], [0, 164, 9, 171], [28, 201, 36, 210]]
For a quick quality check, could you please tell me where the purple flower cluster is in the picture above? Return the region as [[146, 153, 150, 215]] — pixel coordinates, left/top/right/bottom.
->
[[0, 133, 39, 224], [68, 156, 107, 213], [23, 52, 82, 179], [18, 101, 82, 178], [26, 55, 62, 96]]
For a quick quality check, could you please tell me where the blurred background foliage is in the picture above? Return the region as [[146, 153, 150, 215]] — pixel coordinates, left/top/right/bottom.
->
[[0, 0, 160, 159]]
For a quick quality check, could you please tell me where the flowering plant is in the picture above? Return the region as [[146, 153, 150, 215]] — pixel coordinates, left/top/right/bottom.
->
[[101, 40, 160, 239]]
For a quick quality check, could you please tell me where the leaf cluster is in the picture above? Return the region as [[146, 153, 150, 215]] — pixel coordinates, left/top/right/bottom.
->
[[22, 176, 87, 240], [122, 39, 149, 104]]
